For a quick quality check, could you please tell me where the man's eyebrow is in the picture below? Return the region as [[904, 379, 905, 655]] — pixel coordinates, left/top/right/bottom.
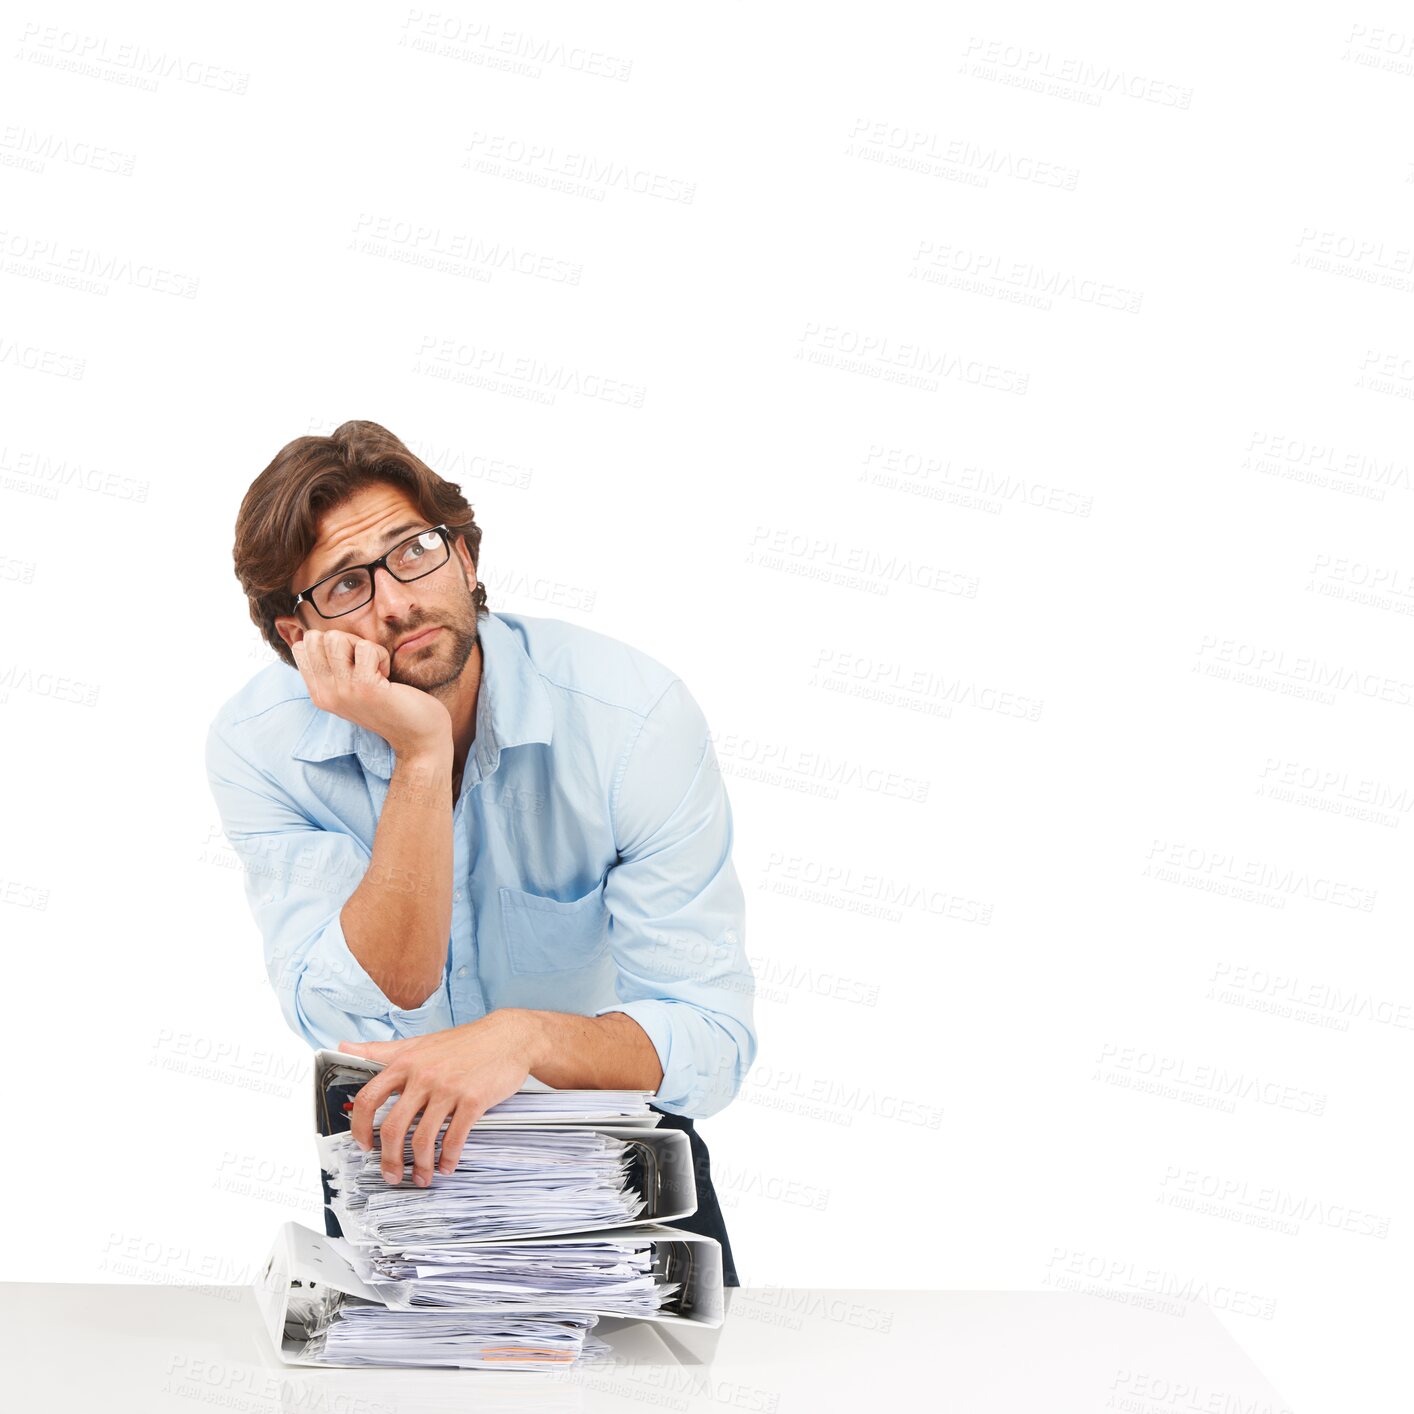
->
[[313, 521, 426, 582]]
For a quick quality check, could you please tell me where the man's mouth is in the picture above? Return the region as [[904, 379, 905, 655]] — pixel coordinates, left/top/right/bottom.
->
[[394, 626, 441, 654]]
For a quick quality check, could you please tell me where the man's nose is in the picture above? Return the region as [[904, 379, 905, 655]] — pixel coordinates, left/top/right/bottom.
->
[[370, 564, 420, 617]]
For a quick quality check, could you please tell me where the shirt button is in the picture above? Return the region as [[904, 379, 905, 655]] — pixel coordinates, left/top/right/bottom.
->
[[456, 966, 468, 978], [454, 890, 463, 901]]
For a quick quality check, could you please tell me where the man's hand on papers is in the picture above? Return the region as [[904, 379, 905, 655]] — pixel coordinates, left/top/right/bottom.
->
[[337, 1010, 538, 1186]]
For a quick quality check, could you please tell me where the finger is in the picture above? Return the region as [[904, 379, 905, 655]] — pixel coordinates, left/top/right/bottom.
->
[[352, 636, 387, 684], [437, 1102, 485, 1176], [316, 630, 349, 684], [378, 1090, 427, 1185], [410, 1101, 455, 1187], [290, 636, 313, 684], [349, 1068, 404, 1152], [339, 1038, 410, 1060], [301, 629, 330, 682]]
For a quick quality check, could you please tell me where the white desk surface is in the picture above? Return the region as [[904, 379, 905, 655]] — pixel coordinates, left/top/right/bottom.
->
[[7, 1282, 1290, 1412]]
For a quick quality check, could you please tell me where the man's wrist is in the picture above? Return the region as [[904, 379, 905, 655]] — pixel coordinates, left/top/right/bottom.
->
[[390, 740, 452, 775], [488, 1007, 664, 1093], [495, 1007, 549, 1074]]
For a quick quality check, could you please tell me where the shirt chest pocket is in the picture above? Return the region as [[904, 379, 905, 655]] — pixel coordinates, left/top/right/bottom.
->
[[499, 882, 610, 975]]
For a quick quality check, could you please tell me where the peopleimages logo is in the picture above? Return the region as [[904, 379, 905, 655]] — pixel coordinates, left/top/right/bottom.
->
[[960, 36, 1194, 108], [761, 850, 994, 925], [1158, 1165, 1391, 1238], [1045, 1248, 1277, 1321], [847, 119, 1081, 191], [1208, 961, 1413, 1031], [797, 321, 1029, 395], [1144, 839, 1377, 911], [1095, 1043, 1327, 1117], [742, 1064, 943, 1129], [708, 730, 931, 804]]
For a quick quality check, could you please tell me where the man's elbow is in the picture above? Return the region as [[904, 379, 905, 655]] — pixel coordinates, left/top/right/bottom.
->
[[384, 979, 442, 1010]]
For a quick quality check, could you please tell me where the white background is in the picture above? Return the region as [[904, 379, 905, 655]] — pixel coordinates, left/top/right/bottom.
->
[[3, 5, 1408, 1409]]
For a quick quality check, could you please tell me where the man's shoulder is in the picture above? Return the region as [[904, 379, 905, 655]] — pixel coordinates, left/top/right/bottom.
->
[[208, 657, 312, 743], [495, 611, 681, 717]]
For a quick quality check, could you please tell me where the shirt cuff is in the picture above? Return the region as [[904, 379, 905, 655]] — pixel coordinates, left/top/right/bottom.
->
[[594, 997, 735, 1117], [287, 911, 454, 1045]]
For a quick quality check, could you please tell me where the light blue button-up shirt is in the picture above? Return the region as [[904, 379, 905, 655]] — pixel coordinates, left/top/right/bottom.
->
[[204, 609, 756, 1118]]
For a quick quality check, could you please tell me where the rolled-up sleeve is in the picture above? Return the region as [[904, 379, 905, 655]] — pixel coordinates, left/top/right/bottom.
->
[[596, 678, 758, 1118], [204, 719, 454, 1047]]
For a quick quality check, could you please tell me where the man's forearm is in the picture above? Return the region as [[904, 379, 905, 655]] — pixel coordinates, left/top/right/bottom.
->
[[513, 1008, 665, 1093], [339, 747, 453, 1008]]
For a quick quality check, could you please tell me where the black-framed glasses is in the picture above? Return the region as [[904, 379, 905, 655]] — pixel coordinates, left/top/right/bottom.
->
[[293, 524, 453, 619]]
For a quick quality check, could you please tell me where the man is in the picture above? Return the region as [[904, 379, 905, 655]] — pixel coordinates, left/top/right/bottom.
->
[[205, 420, 755, 1281]]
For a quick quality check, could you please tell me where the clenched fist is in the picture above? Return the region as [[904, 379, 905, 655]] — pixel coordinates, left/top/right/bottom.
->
[[291, 628, 452, 759]]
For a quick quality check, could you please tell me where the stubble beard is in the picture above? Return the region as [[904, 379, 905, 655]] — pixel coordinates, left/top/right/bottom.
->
[[388, 580, 481, 693]]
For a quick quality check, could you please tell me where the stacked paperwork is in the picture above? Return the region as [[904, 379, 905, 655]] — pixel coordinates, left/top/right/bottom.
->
[[255, 1051, 720, 1371], [297, 1287, 607, 1370], [334, 1232, 672, 1317], [320, 1124, 650, 1244]]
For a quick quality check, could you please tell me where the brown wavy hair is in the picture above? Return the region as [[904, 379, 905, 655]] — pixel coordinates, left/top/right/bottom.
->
[[232, 420, 487, 668]]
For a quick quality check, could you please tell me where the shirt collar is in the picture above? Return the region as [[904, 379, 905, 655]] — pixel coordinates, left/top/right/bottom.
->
[[290, 610, 553, 781]]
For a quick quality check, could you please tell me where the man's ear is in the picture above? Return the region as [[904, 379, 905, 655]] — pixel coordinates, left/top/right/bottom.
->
[[452, 536, 478, 584], [274, 614, 305, 650]]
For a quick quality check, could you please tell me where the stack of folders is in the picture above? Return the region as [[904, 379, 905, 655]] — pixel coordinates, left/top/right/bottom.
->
[[254, 1049, 723, 1372]]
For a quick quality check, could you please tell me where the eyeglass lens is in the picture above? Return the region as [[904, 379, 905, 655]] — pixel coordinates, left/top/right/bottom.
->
[[311, 529, 449, 616]]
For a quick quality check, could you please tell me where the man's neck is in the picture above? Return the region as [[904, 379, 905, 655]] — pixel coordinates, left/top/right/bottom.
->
[[432, 638, 482, 795]]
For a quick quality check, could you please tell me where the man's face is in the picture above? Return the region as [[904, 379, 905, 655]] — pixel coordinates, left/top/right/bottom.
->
[[274, 483, 480, 690]]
